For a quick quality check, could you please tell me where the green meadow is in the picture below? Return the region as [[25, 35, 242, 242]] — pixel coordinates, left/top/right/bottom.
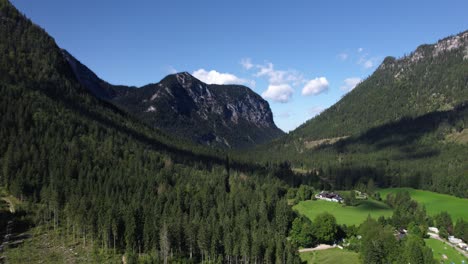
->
[[299, 248, 360, 264], [425, 238, 467, 264], [379, 188, 468, 221], [293, 199, 393, 226]]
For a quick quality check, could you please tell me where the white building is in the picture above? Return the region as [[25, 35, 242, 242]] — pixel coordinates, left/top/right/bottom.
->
[[315, 191, 343, 203], [448, 236, 462, 244]]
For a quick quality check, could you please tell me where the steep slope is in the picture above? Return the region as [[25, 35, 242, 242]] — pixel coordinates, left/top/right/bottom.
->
[[0, 1, 300, 262], [292, 31, 468, 142], [112, 72, 284, 148], [61, 49, 133, 99], [63, 52, 284, 149]]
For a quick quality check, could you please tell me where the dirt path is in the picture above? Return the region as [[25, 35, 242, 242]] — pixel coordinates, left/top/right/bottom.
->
[[1, 197, 15, 213], [298, 244, 336, 253], [429, 233, 468, 259]]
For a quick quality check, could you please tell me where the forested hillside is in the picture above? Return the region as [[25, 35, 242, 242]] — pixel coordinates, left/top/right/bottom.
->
[[245, 32, 468, 198], [0, 0, 300, 262], [292, 31, 468, 141]]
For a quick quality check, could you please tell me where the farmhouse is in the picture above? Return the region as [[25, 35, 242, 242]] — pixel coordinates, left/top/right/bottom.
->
[[315, 191, 343, 203], [457, 242, 467, 251], [448, 236, 462, 244], [428, 227, 439, 234]]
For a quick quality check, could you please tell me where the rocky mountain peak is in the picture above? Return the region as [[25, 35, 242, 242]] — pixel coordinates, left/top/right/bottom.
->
[[379, 31, 468, 71], [61, 54, 284, 148]]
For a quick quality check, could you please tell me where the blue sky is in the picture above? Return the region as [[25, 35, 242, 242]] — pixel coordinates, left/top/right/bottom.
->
[[11, 0, 468, 132]]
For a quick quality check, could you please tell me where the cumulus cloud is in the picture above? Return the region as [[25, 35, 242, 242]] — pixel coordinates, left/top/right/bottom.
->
[[308, 106, 324, 117], [244, 59, 330, 102], [340, 77, 362, 92], [192, 69, 255, 87], [338, 53, 349, 60], [261, 84, 293, 103], [240, 58, 254, 70], [245, 61, 306, 103], [255, 62, 305, 86], [363, 60, 374, 68], [358, 47, 364, 53], [302, 77, 329, 96], [357, 53, 381, 69]]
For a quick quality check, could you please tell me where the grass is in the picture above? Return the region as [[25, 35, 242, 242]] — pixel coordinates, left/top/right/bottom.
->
[[0, 187, 122, 263], [3, 226, 121, 264], [0, 186, 21, 213], [294, 199, 393, 226], [379, 188, 468, 221], [299, 248, 359, 264], [425, 238, 467, 264]]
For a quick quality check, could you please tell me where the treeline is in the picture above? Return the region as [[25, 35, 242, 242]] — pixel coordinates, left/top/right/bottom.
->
[[245, 103, 468, 198]]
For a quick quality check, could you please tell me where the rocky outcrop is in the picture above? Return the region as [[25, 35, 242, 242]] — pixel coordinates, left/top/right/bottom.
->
[[63, 51, 283, 148]]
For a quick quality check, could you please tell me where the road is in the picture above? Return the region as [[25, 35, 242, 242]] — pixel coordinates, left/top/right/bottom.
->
[[428, 232, 468, 259], [298, 244, 336, 253]]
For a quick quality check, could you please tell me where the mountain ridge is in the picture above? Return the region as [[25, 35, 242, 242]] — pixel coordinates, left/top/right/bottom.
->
[[290, 30, 468, 142], [63, 51, 284, 148]]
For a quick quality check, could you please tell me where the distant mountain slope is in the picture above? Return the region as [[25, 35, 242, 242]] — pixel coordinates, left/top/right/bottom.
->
[[63, 52, 284, 148], [113, 72, 284, 148], [291, 31, 468, 141], [241, 31, 468, 198]]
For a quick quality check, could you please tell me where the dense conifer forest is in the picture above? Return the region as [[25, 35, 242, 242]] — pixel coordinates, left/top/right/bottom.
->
[[0, 1, 303, 262], [1, 0, 467, 263]]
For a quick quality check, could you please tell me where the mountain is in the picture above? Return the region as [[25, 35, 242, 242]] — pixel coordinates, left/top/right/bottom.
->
[[0, 1, 300, 262], [245, 31, 468, 198], [291, 31, 468, 142], [63, 52, 284, 149]]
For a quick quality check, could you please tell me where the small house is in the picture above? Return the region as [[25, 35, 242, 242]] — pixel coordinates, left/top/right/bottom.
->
[[315, 191, 344, 203], [428, 227, 439, 234]]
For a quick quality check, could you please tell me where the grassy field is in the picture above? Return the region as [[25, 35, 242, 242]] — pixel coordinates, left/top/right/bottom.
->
[[379, 188, 468, 221], [293, 199, 393, 226], [425, 238, 467, 264], [1, 187, 122, 264], [299, 248, 359, 264], [3, 227, 122, 264]]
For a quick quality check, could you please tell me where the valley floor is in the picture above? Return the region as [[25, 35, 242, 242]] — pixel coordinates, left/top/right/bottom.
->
[[299, 248, 359, 264], [379, 188, 468, 221], [293, 198, 393, 226], [425, 238, 468, 263]]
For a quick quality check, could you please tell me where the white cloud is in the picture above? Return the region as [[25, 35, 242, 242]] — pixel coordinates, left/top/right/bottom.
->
[[340, 77, 362, 92], [255, 62, 305, 86], [240, 58, 254, 70], [308, 106, 324, 117], [167, 65, 178, 74], [302, 77, 329, 96], [363, 60, 374, 68], [358, 47, 364, 53], [338, 53, 349, 60], [261, 84, 293, 103], [192, 69, 255, 87], [357, 53, 381, 69]]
